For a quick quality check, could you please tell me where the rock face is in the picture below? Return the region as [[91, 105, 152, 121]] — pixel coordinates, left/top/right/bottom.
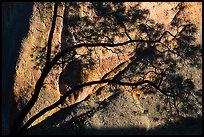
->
[[57, 2, 202, 134], [59, 2, 202, 105], [25, 91, 202, 135], [83, 92, 150, 129], [6, 2, 202, 135], [13, 2, 64, 127]]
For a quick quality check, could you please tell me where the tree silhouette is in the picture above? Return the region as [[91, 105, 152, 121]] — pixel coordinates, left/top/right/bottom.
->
[[11, 2, 202, 134]]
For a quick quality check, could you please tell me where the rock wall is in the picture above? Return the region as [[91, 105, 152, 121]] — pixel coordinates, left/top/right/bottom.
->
[[12, 2, 64, 127], [55, 2, 202, 134], [59, 2, 202, 104], [6, 2, 202, 134]]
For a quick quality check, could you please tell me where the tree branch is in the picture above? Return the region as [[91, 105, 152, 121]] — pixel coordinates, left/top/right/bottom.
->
[[122, 22, 132, 40], [12, 27, 183, 135], [46, 2, 58, 65], [50, 38, 160, 68], [172, 90, 180, 117], [11, 2, 59, 134], [55, 51, 76, 65], [19, 79, 174, 133]]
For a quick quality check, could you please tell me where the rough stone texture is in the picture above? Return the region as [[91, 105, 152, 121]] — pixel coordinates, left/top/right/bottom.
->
[[13, 2, 64, 127], [24, 91, 202, 135], [6, 2, 202, 135], [140, 2, 202, 44], [83, 92, 150, 129], [55, 2, 202, 134], [22, 84, 61, 127], [59, 2, 202, 105]]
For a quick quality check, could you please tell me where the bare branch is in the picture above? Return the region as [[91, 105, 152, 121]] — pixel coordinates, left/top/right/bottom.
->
[[172, 90, 180, 117], [158, 31, 177, 42], [101, 60, 130, 80], [51, 29, 186, 68], [100, 34, 114, 44], [157, 41, 180, 55], [122, 22, 132, 40], [19, 78, 174, 132], [11, 2, 59, 134], [55, 51, 76, 65], [50, 38, 161, 68], [46, 2, 58, 64], [157, 71, 165, 87], [12, 23, 191, 134]]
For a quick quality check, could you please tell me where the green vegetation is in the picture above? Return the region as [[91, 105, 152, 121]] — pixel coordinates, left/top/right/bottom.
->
[[30, 46, 46, 71]]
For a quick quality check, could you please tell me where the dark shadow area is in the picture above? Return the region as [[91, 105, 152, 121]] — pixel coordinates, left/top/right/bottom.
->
[[76, 116, 202, 135], [24, 116, 202, 135], [59, 59, 83, 95], [146, 116, 202, 135], [2, 2, 34, 135]]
